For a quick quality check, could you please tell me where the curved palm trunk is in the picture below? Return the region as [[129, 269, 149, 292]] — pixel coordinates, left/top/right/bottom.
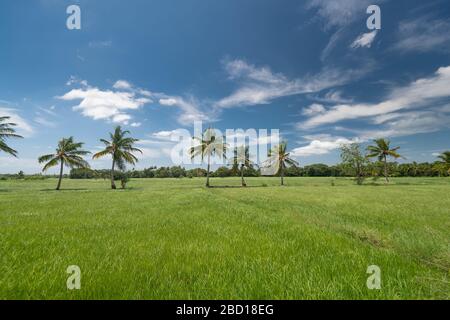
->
[[56, 160, 64, 190], [383, 155, 389, 183], [111, 158, 117, 189], [241, 164, 246, 187], [206, 153, 211, 188]]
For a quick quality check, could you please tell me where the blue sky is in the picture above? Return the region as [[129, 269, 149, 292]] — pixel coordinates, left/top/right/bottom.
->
[[1, 0, 450, 173]]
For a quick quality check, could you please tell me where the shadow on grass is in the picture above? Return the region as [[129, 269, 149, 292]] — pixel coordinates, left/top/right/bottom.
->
[[40, 188, 89, 192], [207, 185, 269, 189]]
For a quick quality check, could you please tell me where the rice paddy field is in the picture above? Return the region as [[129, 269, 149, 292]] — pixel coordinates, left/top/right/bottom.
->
[[0, 177, 449, 300]]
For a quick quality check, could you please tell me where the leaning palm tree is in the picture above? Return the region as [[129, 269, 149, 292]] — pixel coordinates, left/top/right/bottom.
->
[[189, 128, 228, 188], [230, 145, 254, 187], [38, 137, 90, 190], [265, 142, 299, 186], [0, 116, 23, 157], [93, 126, 142, 189], [366, 138, 403, 183]]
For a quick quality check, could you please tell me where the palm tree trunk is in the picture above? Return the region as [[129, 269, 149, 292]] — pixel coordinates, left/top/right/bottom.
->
[[111, 159, 117, 189], [206, 154, 211, 188], [241, 164, 246, 187], [384, 155, 389, 183], [280, 164, 285, 186], [56, 160, 64, 190]]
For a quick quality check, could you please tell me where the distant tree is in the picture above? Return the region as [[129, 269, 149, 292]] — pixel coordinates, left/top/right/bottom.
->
[[93, 126, 142, 189], [170, 166, 186, 178], [214, 166, 231, 178], [69, 168, 95, 179], [366, 139, 403, 183], [230, 146, 254, 187], [340, 143, 369, 185], [189, 128, 228, 187], [265, 142, 299, 186], [0, 116, 23, 157], [437, 151, 450, 174], [155, 167, 170, 178], [17, 170, 25, 179], [38, 137, 90, 190]]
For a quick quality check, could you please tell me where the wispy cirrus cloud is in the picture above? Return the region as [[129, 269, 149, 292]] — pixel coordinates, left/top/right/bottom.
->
[[299, 66, 450, 129], [214, 59, 373, 109], [294, 66, 450, 157], [351, 30, 378, 49], [158, 96, 212, 125], [0, 107, 34, 136], [394, 16, 450, 53], [307, 0, 378, 29]]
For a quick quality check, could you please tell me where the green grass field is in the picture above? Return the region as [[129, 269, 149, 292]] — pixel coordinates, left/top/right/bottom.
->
[[0, 177, 449, 300]]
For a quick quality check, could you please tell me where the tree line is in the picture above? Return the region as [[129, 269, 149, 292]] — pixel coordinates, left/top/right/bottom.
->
[[1, 116, 450, 190]]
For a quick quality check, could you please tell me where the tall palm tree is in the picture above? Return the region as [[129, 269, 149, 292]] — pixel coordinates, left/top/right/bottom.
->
[[366, 138, 403, 183], [0, 116, 23, 157], [230, 145, 253, 187], [265, 142, 299, 186], [189, 128, 228, 188], [38, 137, 90, 190], [93, 126, 142, 189]]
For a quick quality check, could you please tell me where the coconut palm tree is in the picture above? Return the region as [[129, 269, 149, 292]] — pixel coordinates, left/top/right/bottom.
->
[[265, 142, 299, 186], [366, 138, 403, 183], [230, 145, 254, 187], [189, 128, 228, 188], [93, 126, 142, 189], [38, 137, 90, 190], [0, 116, 23, 157]]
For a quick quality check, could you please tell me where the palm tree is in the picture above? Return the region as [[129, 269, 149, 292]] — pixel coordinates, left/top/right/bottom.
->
[[0, 116, 23, 157], [265, 142, 299, 186], [38, 137, 90, 190], [437, 151, 450, 174], [230, 145, 254, 187], [93, 126, 142, 189], [189, 128, 228, 188], [366, 138, 403, 183]]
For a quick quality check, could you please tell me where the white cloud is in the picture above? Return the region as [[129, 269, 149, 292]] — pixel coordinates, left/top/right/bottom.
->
[[89, 40, 112, 48], [215, 59, 373, 109], [158, 96, 211, 125], [59, 85, 151, 125], [307, 0, 378, 29], [302, 103, 326, 116], [113, 80, 133, 90], [34, 116, 57, 128], [300, 66, 450, 129], [292, 135, 357, 157], [130, 122, 141, 128], [360, 111, 450, 140], [308, 90, 353, 104], [66, 76, 88, 87], [351, 30, 378, 48], [394, 17, 450, 53], [0, 107, 34, 136]]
